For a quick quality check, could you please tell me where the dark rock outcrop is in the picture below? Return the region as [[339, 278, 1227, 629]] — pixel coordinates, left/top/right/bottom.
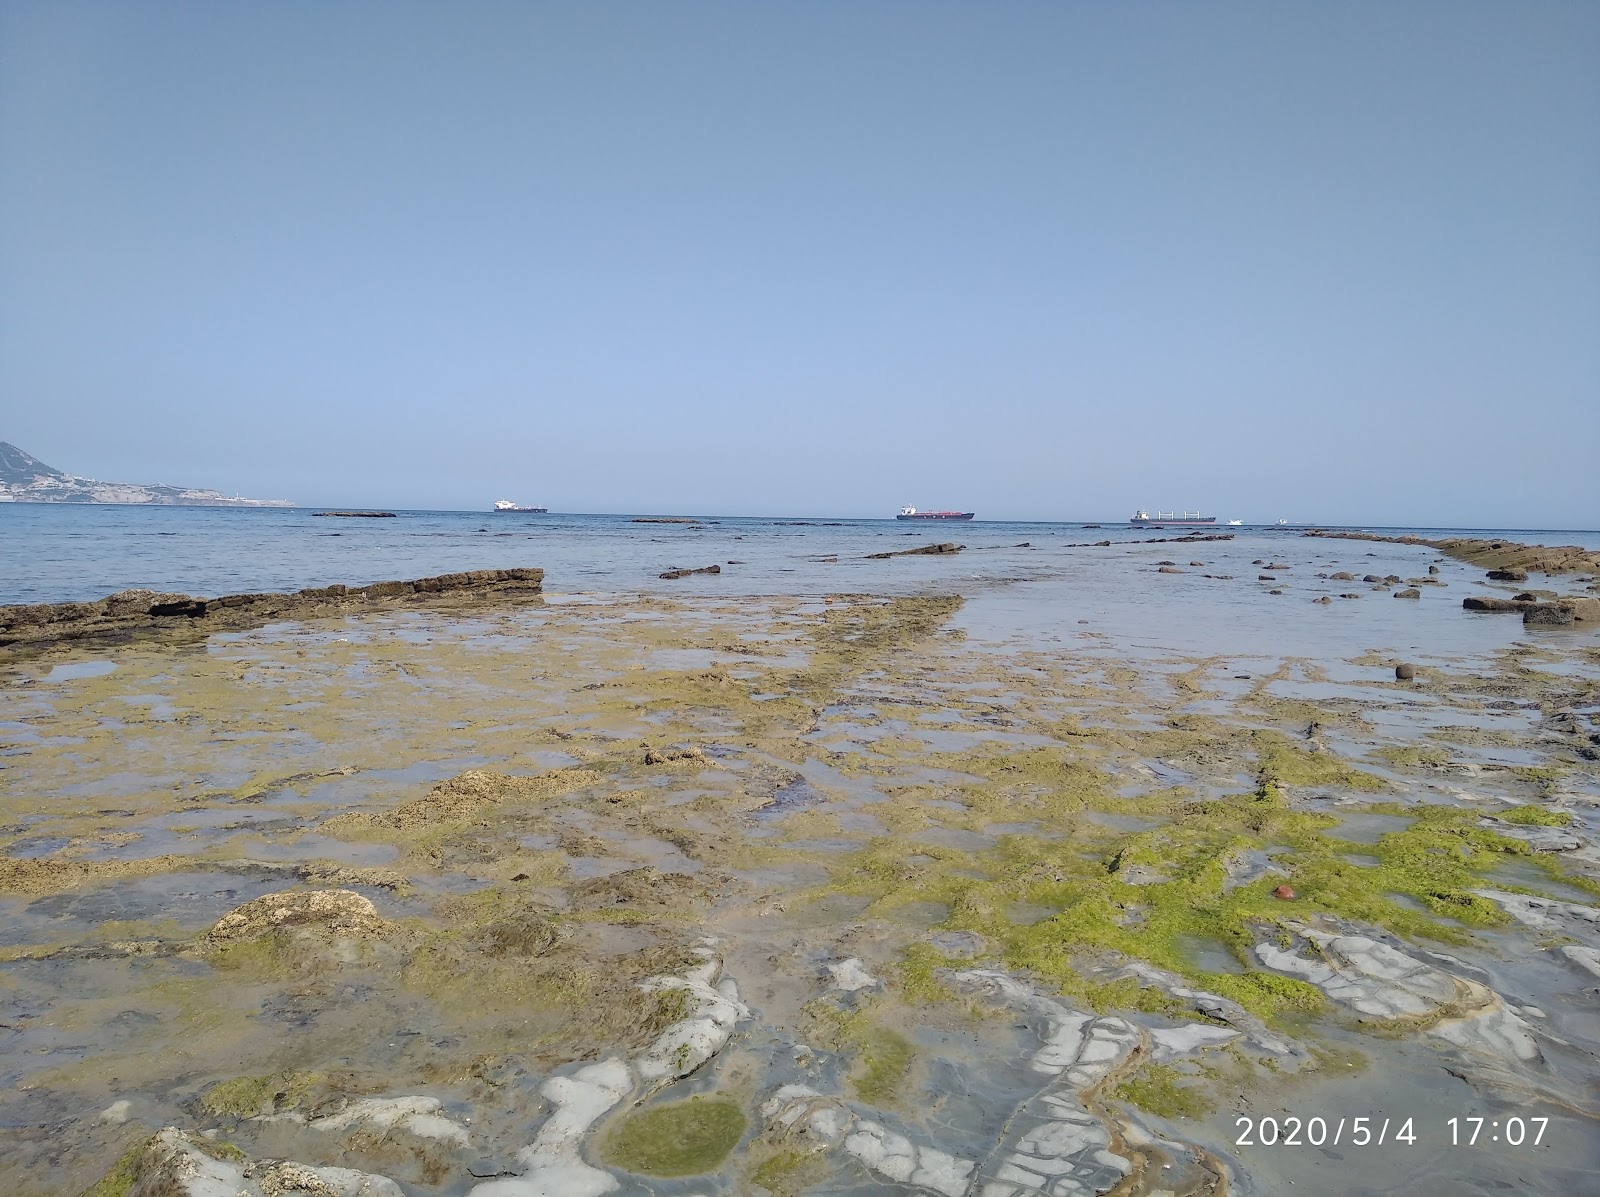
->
[[866, 542, 964, 559], [659, 564, 722, 579], [0, 568, 544, 653], [1463, 596, 1534, 613], [1394, 588, 1421, 599]]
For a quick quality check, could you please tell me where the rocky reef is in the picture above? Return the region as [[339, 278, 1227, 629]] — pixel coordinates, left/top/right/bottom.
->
[[0, 568, 544, 653]]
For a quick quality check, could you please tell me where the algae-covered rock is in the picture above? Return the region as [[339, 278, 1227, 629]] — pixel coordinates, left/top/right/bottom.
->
[[78, 1128, 403, 1197], [200, 1070, 324, 1118], [334, 768, 604, 832], [572, 867, 718, 912]]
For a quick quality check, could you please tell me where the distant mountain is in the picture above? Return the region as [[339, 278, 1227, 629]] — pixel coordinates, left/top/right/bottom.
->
[[0, 442, 294, 507]]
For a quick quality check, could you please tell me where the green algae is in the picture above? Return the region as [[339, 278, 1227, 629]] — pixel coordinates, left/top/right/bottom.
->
[[894, 941, 961, 1006], [1497, 805, 1572, 827], [1371, 745, 1452, 769], [77, 1140, 146, 1197], [1112, 1061, 1213, 1119], [802, 998, 919, 1105], [1253, 730, 1383, 791], [796, 748, 1561, 1022], [854, 1024, 917, 1104], [599, 1095, 746, 1177], [750, 1147, 828, 1195], [200, 1069, 323, 1118]]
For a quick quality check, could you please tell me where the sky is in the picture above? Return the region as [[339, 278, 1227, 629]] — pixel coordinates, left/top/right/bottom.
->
[[2, 1, 1597, 525]]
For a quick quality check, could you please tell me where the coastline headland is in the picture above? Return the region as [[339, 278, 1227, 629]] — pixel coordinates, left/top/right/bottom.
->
[[0, 567, 544, 654]]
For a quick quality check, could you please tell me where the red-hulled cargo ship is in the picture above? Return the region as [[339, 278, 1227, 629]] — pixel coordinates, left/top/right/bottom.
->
[[897, 506, 975, 521]]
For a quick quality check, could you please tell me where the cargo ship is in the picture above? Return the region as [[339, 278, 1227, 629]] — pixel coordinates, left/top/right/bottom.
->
[[1129, 509, 1215, 527], [493, 500, 548, 513], [897, 505, 974, 521]]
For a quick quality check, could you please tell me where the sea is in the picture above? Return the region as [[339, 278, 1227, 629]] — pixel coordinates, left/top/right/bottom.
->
[[5, 504, 1598, 660]]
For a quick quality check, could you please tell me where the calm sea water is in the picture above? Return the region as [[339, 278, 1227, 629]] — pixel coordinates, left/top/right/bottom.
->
[[5, 504, 1598, 659]]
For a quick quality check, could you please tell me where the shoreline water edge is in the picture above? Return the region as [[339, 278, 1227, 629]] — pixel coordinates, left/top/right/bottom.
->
[[1, 528, 1597, 1196]]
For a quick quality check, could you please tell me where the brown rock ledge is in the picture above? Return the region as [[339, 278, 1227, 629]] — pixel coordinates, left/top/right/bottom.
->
[[0, 567, 544, 654]]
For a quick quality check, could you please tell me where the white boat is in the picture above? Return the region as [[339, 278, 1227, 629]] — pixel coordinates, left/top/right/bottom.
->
[[1225, 519, 1243, 526], [493, 500, 548, 513]]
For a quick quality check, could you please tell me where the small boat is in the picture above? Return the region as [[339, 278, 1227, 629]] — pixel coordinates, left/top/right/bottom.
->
[[1225, 519, 1243, 526], [896, 505, 974, 521], [493, 500, 548, 513], [1130, 509, 1215, 527]]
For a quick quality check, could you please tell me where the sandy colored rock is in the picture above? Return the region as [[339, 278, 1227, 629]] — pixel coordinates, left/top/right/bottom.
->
[[206, 889, 390, 946]]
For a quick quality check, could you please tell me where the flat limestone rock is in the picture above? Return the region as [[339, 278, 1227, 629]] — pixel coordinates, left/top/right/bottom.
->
[[1473, 889, 1600, 934], [1255, 932, 1541, 1063], [1479, 821, 1583, 852]]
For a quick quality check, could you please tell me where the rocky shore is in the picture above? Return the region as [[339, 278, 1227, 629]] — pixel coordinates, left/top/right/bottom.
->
[[2, 534, 1597, 1196]]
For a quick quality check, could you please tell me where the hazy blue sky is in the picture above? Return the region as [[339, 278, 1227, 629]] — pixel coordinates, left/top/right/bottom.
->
[[3, 1, 1596, 524]]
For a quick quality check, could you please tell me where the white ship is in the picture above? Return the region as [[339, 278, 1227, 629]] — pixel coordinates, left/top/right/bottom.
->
[[493, 500, 548, 513]]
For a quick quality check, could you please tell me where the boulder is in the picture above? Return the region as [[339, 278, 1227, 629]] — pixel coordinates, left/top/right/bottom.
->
[[1463, 596, 1532, 612], [206, 889, 390, 946], [1524, 605, 1575, 627], [1487, 568, 1528, 582], [1395, 663, 1417, 680], [1330, 572, 1354, 581], [659, 564, 722, 579], [1394, 588, 1421, 599]]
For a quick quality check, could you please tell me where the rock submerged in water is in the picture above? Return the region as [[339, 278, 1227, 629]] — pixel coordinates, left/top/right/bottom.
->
[[659, 564, 721, 579], [1488, 567, 1529, 581], [1394, 587, 1421, 599], [866, 542, 965, 559], [1395, 663, 1417, 680]]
